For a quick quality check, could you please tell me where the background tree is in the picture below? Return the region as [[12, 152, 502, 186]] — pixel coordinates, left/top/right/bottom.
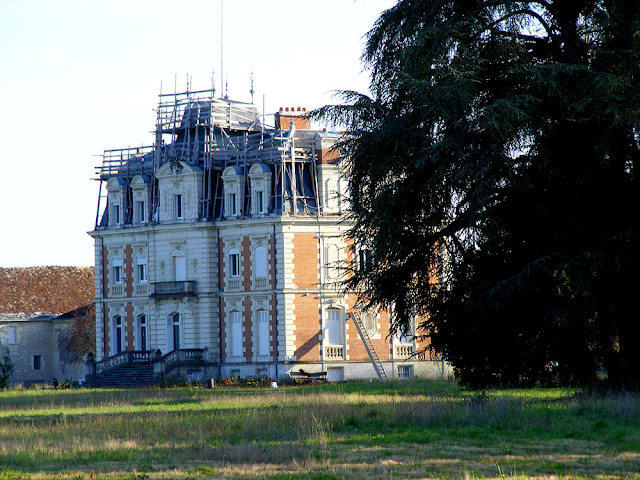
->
[[57, 304, 96, 363], [315, 0, 640, 387]]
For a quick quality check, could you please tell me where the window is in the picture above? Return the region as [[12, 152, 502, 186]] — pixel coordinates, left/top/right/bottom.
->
[[256, 190, 264, 214], [229, 252, 240, 277], [362, 312, 376, 333], [33, 355, 42, 371], [256, 310, 269, 356], [229, 192, 237, 216], [137, 257, 147, 283], [255, 247, 267, 278], [172, 252, 186, 282], [230, 311, 242, 357], [7, 326, 17, 344], [358, 248, 373, 272], [112, 264, 122, 284], [113, 315, 123, 354], [138, 315, 147, 351], [137, 200, 146, 224], [175, 194, 183, 219], [325, 244, 340, 280], [398, 365, 413, 379]]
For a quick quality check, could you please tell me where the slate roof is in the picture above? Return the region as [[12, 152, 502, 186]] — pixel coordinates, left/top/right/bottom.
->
[[0, 267, 94, 315]]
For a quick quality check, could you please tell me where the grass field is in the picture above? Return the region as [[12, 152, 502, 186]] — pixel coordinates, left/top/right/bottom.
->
[[0, 380, 639, 479]]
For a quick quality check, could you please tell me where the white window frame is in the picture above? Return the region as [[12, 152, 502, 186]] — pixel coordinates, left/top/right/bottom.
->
[[136, 257, 147, 283], [112, 259, 123, 284], [229, 250, 241, 278]]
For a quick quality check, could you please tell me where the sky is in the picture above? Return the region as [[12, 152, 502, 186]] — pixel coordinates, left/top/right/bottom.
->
[[0, 0, 396, 268]]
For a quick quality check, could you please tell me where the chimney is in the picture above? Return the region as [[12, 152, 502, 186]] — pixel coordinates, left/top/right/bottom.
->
[[275, 107, 310, 130]]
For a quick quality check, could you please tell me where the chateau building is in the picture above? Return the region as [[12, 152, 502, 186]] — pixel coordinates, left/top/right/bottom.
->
[[89, 88, 447, 382]]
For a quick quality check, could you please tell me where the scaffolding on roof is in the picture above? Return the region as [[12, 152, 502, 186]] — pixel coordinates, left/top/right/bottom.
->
[[94, 85, 328, 229]]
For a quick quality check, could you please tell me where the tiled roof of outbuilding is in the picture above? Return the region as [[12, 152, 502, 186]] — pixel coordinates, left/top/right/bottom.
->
[[0, 267, 94, 314]]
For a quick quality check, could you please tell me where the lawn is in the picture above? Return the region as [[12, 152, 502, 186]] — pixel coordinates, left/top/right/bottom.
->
[[0, 380, 638, 479]]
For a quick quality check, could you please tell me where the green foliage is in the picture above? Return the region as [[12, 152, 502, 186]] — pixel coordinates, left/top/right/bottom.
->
[[0, 355, 12, 389], [314, 0, 640, 387]]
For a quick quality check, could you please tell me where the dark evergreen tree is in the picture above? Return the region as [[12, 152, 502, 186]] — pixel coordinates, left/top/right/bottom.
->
[[315, 0, 640, 387]]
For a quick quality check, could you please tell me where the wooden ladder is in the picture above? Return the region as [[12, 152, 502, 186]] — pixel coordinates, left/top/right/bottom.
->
[[349, 312, 388, 382]]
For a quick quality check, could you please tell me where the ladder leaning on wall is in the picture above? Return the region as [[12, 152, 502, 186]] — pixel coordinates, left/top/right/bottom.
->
[[349, 312, 388, 382]]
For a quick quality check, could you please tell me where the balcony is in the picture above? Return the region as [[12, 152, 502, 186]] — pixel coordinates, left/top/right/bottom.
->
[[227, 277, 241, 291], [324, 345, 344, 360], [394, 344, 415, 359], [110, 284, 124, 297], [151, 281, 197, 298], [254, 276, 268, 290], [135, 283, 149, 296]]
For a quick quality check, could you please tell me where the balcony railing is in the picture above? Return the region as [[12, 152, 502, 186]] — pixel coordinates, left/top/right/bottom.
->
[[135, 283, 149, 296], [110, 284, 124, 297], [254, 276, 268, 289], [227, 277, 241, 291], [151, 281, 197, 298], [394, 344, 415, 359], [324, 345, 344, 360]]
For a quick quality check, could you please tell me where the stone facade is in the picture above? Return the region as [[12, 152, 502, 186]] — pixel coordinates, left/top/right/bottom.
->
[[0, 315, 86, 386]]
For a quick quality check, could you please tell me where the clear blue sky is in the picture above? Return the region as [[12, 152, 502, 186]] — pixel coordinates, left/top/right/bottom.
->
[[0, 0, 395, 267]]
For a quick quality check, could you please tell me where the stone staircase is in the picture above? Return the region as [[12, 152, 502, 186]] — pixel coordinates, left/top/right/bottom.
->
[[85, 363, 156, 388], [84, 349, 206, 388]]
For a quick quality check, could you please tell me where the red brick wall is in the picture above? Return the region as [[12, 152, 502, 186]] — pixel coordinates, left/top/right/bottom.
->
[[243, 296, 252, 362], [292, 233, 319, 289], [125, 303, 134, 350], [242, 236, 251, 291], [275, 108, 310, 130], [124, 244, 133, 297], [293, 294, 321, 361], [346, 308, 393, 361]]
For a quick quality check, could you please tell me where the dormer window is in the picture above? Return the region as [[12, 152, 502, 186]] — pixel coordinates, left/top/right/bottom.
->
[[248, 163, 272, 216], [131, 175, 151, 225]]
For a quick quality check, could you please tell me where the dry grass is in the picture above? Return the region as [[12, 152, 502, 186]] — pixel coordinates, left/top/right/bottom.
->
[[0, 381, 639, 479]]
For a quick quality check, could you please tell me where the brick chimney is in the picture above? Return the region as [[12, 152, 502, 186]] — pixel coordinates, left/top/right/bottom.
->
[[275, 107, 310, 130]]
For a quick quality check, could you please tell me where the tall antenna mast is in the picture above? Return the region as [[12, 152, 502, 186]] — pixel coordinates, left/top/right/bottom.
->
[[250, 71, 255, 104]]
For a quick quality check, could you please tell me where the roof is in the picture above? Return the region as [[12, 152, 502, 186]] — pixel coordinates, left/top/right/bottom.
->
[[0, 267, 95, 315]]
